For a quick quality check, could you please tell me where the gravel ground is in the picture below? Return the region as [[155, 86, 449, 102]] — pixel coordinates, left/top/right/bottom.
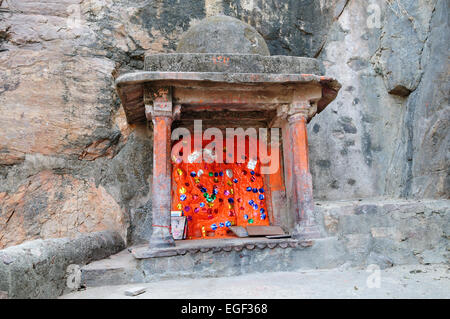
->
[[60, 263, 450, 299]]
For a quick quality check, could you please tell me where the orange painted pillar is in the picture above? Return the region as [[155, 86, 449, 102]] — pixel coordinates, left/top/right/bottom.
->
[[149, 116, 175, 249], [285, 110, 321, 240]]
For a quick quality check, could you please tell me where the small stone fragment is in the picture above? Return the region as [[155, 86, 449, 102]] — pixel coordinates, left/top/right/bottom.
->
[[124, 287, 147, 297]]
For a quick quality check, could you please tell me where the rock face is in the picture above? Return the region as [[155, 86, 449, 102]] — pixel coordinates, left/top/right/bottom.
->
[[0, 0, 448, 248], [314, 199, 450, 266], [0, 171, 126, 249], [308, 0, 449, 200]]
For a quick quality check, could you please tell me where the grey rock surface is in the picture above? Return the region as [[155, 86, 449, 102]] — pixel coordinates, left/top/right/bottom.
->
[[309, 0, 449, 200], [376, 0, 434, 96], [400, 0, 450, 199], [367, 252, 394, 270], [314, 198, 450, 266]]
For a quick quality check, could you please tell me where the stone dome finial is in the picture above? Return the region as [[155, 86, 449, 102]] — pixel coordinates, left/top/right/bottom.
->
[[176, 15, 270, 56]]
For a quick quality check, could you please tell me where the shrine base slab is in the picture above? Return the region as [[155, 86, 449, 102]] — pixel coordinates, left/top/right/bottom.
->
[[78, 199, 449, 288]]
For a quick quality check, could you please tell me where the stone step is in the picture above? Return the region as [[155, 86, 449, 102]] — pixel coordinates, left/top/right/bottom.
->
[[80, 247, 142, 287], [80, 236, 347, 288], [79, 199, 449, 288]]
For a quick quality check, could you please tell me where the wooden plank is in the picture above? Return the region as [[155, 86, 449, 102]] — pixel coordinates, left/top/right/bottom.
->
[[246, 226, 285, 237], [229, 226, 248, 238]]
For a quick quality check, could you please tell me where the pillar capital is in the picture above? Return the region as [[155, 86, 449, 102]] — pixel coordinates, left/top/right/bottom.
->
[[271, 100, 317, 127], [144, 85, 181, 120]]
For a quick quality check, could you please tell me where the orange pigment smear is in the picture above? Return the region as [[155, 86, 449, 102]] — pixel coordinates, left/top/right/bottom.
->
[[172, 136, 270, 239]]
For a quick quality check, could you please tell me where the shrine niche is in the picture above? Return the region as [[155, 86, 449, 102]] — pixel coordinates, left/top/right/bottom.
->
[[171, 135, 271, 240], [115, 15, 341, 257]]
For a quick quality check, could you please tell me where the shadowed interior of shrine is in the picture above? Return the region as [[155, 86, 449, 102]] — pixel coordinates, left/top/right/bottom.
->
[[171, 135, 271, 239]]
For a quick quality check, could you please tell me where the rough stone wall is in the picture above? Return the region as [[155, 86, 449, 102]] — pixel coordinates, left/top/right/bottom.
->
[[314, 199, 450, 266], [0, 0, 448, 248], [309, 0, 449, 200], [0, 230, 125, 299]]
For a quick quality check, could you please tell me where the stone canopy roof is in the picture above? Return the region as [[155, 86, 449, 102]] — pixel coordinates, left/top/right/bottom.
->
[[115, 15, 341, 125]]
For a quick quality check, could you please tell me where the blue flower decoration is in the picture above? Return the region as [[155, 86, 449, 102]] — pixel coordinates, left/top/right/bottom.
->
[[244, 214, 248, 220], [228, 198, 234, 204], [260, 214, 266, 220], [246, 187, 252, 192], [180, 194, 187, 201], [199, 202, 205, 207], [190, 171, 196, 177], [233, 178, 238, 183], [252, 188, 258, 193], [219, 222, 224, 228], [250, 170, 255, 175], [260, 208, 265, 214], [211, 224, 218, 230], [259, 188, 265, 193], [248, 200, 254, 206], [225, 221, 231, 227], [259, 194, 265, 200]]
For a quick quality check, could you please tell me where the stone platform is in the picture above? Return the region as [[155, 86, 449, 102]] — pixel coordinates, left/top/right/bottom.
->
[[80, 236, 344, 287], [131, 237, 312, 258], [79, 198, 449, 289]]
